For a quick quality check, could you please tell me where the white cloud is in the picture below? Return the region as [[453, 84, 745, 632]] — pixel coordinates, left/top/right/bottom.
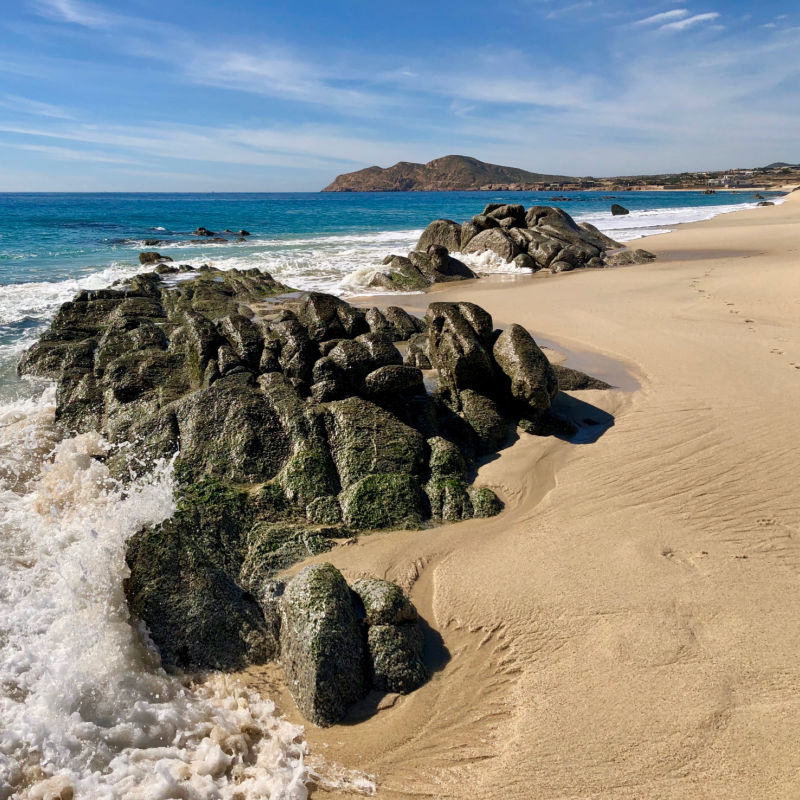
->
[[32, 0, 119, 29], [660, 12, 720, 31], [0, 94, 73, 119], [634, 9, 689, 26]]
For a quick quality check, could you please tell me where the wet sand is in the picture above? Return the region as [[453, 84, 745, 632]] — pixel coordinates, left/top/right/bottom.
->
[[245, 192, 800, 798]]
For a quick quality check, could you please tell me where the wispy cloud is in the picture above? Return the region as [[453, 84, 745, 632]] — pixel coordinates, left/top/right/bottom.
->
[[660, 12, 720, 31], [32, 0, 119, 29], [634, 9, 688, 26], [0, 94, 74, 119], [6, 142, 139, 164]]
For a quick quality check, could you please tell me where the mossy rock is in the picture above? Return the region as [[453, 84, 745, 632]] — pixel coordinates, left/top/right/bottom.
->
[[351, 578, 418, 625], [279, 563, 368, 727], [367, 624, 428, 694], [426, 475, 474, 521], [339, 473, 428, 529], [124, 477, 272, 670], [469, 486, 503, 518]]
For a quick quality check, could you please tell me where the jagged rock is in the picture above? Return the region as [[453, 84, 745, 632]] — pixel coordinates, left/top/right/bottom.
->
[[416, 219, 462, 252], [326, 396, 427, 488], [139, 251, 173, 265], [370, 256, 430, 292], [610, 204, 629, 216], [280, 564, 367, 726], [426, 302, 496, 398], [125, 478, 276, 670], [194, 226, 215, 236], [386, 306, 423, 337], [462, 228, 518, 261], [493, 324, 558, 415], [484, 203, 525, 225]]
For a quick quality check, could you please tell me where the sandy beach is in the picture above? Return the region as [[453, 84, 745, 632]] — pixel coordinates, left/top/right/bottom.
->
[[239, 192, 800, 798]]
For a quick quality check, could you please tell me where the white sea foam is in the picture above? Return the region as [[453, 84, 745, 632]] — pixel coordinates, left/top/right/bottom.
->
[[574, 198, 778, 241]]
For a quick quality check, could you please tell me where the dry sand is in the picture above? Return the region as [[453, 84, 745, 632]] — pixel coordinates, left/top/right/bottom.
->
[[244, 193, 800, 798]]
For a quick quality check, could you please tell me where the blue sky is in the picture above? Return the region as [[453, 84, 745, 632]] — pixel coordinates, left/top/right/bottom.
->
[[0, 0, 797, 190]]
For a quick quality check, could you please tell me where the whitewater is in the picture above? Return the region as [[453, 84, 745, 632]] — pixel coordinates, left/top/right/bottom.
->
[[0, 189, 783, 797]]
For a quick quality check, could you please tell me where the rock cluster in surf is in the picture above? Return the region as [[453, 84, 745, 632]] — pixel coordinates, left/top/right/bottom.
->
[[19, 265, 608, 724], [374, 203, 656, 289]]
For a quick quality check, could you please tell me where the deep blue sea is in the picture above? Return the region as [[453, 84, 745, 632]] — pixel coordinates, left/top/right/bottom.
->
[[0, 187, 785, 797]]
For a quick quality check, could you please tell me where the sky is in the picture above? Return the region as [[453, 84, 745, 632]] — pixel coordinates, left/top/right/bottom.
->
[[0, 0, 797, 191]]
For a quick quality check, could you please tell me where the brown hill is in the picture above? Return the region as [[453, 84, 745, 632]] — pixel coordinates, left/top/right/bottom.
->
[[322, 155, 575, 192]]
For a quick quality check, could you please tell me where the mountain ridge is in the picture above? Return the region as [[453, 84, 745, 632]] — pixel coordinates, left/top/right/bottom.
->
[[322, 155, 576, 192]]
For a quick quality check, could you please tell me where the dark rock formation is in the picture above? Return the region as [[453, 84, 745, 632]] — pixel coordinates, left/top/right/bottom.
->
[[371, 246, 476, 291], [379, 204, 654, 288], [139, 251, 173, 265], [610, 204, 629, 216], [605, 248, 656, 266], [19, 266, 609, 723]]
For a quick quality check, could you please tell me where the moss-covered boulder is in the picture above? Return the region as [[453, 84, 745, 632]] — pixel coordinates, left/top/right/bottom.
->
[[493, 324, 558, 416], [279, 564, 368, 726], [340, 473, 427, 529]]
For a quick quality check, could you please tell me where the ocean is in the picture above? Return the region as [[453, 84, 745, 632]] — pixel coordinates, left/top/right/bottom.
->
[[0, 188, 783, 798]]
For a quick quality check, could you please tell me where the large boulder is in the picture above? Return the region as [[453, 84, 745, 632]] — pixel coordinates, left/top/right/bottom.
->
[[416, 219, 462, 252], [425, 302, 496, 398], [280, 564, 367, 726], [125, 478, 275, 670], [493, 324, 558, 414], [462, 228, 518, 261], [611, 203, 629, 216]]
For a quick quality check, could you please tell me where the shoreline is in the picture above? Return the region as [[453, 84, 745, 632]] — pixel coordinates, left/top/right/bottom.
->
[[242, 193, 800, 797]]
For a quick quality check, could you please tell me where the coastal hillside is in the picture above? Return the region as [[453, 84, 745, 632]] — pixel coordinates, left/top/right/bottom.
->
[[322, 155, 576, 192]]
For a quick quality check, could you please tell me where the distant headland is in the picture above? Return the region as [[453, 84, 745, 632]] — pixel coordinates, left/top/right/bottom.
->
[[322, 154, 800, 193]]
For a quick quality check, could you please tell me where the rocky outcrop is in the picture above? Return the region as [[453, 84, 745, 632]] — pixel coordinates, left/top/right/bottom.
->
[[370, 245, 477, 291], [610, 204, 629, 216], [323, 155, 575, 192], [394, 204, 652, 282], [605, 248, 656, 266], [19, 266, 609, 723]]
